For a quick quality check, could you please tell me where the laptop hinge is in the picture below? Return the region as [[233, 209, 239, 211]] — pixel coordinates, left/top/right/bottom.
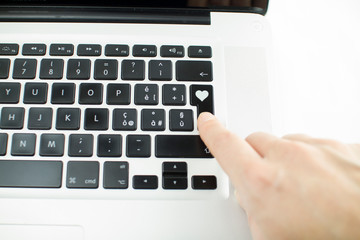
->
[[0, 6, 211, 25]]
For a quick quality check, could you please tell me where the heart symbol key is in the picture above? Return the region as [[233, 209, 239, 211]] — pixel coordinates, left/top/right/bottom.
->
[[195, 90, 209, 102]]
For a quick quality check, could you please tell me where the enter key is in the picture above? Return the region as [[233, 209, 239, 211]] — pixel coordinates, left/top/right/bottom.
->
[[190, 85, 214, 116]]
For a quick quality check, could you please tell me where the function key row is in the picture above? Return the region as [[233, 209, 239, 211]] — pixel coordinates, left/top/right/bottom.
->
[[0, 58, 212, 82], [0, 43, 212, 58], [0, 159, 216, 190]]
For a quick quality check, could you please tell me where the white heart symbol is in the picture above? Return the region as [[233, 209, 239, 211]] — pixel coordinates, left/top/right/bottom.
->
[[195, 90, 209, 102]]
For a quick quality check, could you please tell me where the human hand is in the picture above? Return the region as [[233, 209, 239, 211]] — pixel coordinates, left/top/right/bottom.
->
[[198, 112, 360, 240]]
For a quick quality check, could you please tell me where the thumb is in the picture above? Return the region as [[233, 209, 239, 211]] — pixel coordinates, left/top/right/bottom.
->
[[198, 112, 277, 197]]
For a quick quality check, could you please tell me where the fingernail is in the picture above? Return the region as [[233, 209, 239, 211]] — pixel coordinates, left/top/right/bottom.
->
[[198, 112, 215, 125]]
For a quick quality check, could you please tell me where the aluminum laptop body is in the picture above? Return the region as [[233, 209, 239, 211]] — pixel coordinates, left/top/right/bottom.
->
[[0, 1, 272, 239]]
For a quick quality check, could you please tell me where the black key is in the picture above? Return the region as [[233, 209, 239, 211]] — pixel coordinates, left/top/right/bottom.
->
[[39, 134, 65, 156], [0, 82, 20, 103], [13, 59, 37, 79], [106, 84, 131, 105], [162, 84, 186, 106], [121, 60, 145, 80], [66, 59, 91, 80], [148, 60, 172, 81], [0, 107, 24, 129], [22, 44, 46, 56], [66, 161, 99, 189], [98, 134, 122, 157], [133, 175, 158, 189], [163, 177, 187, 190], [0, 59, 10, 79], [77, 44, 101, 56], [103, 161, 129, 189], [68, 134, 93, 157], [84, 108, 109, 130], [141, 109, 165, 131], [105, 44, 129, 57], [163, 162, 187, 175], [28, 108, 52, 130], [113, 109, 137, 131], [126, 135, 151, 157], [39, 59, 64, 79], [176, 61, 212, 81], [79, 83, 103, 104], [192, 176, 217, 190], [155, 135, 213, 158], [11, 133, 36, 156], [51, 83, 75, 104], [0, 44, 18, 55], [188, 46, 212, 58], [50, 44, 74, 56], [94, 59, 118, 80], [134, 84, 158, 105], [133, 45, 157, 57], [160, 45, 184, 58], [56, 108, 80, 130], [23, 83, 48, 104], [0, 160, 62, 188], [0, 133, 8, 156], [190, 85, 214, 116], [169, 109, 194, 131], [162, 162, 188, 190]]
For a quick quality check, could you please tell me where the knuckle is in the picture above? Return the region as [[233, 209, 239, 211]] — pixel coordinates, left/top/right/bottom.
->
[[268, 139, 311, 161], [246, 131, 265, 142]]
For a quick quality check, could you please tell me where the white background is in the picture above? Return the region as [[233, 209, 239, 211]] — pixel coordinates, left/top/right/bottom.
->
[[266, 0, 360, 143]]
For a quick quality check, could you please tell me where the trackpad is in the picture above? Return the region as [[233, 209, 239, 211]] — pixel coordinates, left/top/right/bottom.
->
[[0, 225, 84, 240]]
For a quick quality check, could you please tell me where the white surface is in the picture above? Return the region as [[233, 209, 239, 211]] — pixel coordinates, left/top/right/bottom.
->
[[266, 0, 360, 142], [0, 225, 84, 240]]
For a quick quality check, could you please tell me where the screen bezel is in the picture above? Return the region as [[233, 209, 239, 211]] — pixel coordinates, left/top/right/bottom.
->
[[0, 0, 269, 15]]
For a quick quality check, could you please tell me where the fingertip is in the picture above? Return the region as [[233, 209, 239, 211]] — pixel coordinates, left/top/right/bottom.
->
[[197, 112, 216, 127]]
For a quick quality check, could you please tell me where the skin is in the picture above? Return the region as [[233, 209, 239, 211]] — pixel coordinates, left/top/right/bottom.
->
[[198, 112, 360, 240]]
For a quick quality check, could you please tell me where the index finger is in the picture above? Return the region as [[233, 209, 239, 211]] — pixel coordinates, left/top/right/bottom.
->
[[197, 113, 275, 191]]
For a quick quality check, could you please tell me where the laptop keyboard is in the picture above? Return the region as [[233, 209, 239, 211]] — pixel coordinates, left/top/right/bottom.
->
[[0, 43, 218, 192]]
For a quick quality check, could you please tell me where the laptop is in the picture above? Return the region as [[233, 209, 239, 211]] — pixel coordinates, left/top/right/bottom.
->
[[0, 1, 272, 239]]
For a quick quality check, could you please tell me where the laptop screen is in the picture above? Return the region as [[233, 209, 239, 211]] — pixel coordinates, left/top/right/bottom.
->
[[0, 0, 268, 13]]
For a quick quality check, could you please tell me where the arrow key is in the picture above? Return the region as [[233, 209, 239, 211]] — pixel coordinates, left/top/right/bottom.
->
[[163, 162, 187, 175], [192, 176, 217, 190], [163, 176, 187, 189], [133, 175, 158, 189]]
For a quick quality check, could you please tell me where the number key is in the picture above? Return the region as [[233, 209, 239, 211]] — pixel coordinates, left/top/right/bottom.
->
[[13, 59, 37, 79], [40, 59, 64, 79], [94, 59, 118, 80], [67, 59, 91, 80]]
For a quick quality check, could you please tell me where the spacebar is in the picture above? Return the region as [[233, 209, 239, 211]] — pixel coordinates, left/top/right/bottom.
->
[[155, 135, 213, 158], [0, 160, 63, 188]]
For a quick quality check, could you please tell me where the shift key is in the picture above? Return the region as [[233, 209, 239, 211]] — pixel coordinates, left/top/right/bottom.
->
[[155, 135, 213, 158]]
